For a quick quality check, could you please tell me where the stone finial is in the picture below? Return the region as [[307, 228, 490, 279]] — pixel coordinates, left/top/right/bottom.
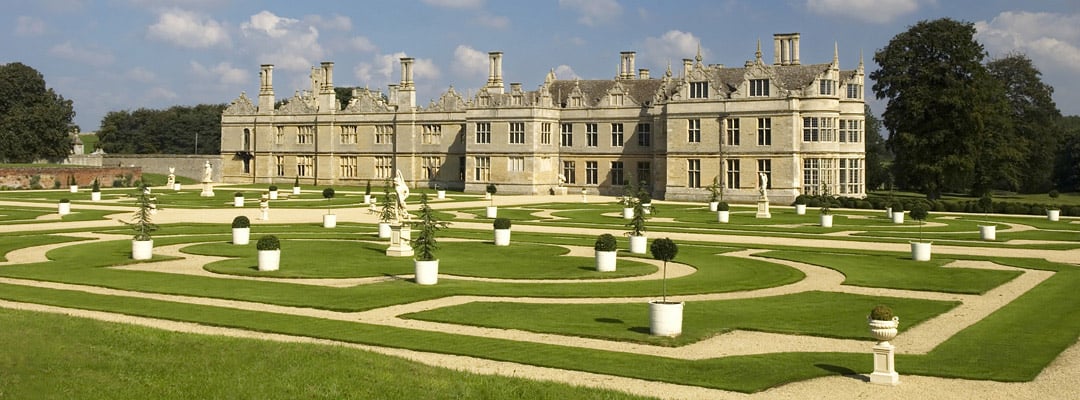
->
[[695, 42, 703, 63], [755, 39, 763, 63]]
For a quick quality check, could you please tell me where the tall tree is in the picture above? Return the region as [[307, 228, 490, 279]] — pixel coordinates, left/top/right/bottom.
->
[[1054, 116, 1080, 192], [871, 18, 1011, 198], [0, 62, 75, 163], [96, 104, 224, 154], [987, 54, 1062, 193], [863, 105, 891, 190]]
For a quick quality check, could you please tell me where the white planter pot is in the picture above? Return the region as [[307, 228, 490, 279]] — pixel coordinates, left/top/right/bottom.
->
[[485, 192, 492, 200], [622, 207, 634, 219], [892, 212, 905, 224], [820, 214, 833, 228], [437, 190, 446, 199], [595, 250, 617, 272], [885, 207, 893, 219], [234, 197, 244, 207], [1048, 209, 1060, 222], [795, 204, 806, 215], [257, 249, 280, 271], [132, 239, 153, 260], [486, 206, 498, 218], [642, 203, 652, 215], [414, 259, 439, 285], [292, 186, 301, 195], [323, 213, 337, 228], [232, 227, 250, 245], [269, 190, 278, 200], [910, 241, 932, 261], [363, 194, 371, 204], [629, 235, 647, 254], [717, 210, 730, 223], [494, 229, 511, 246], [91, 191, 101, 201], [708, 201, 719, 212], [69, 185, 78, 193], [173, 183, 181, 191], [868, 317, 900, 343], [979, 225, 996, 241], [378, 222, 391, 239], [58, 202, 71, 215], [649, 301, 684, 337]]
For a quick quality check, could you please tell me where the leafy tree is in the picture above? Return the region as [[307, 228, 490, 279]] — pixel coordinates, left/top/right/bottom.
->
[[1054, 116, 1080, 192], [863, 105, 891, 190], [987, 53, 1063, 193], [96, 104, 224, 154], [0, 62, 76, 162], [410, 193, 448, 262]]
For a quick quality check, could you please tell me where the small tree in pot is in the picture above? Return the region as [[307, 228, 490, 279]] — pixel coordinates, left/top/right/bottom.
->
[[649, 237, 682, 336], [58, 198, 71, 215], [977, 193, 996, 240], [716, 201, 730, 223], [125, 188, 158, 260], [376, 179, 397, 238], [256, 235, 281, 271], [68, 175, 78, 192], [486, 183, 497, 201], [292, 176, 301, 195], [794, 195, 807, 215], [624, 200, 650, 254], [485, 183, 498, 217], [411, 193, 448, 285], [231, 215, 251, 245], [90, 178, 101, 201], [268, 185, 279, 200], [493, 217, 512, 246], [363, 180, 372, 204], [233, 191, 245, 207], [594, 233, 618, 272], [322, 187, 337, 228], [1047, 190, 1061, 221], [909, 204, 931, 261], [707, 176, 722, 211]]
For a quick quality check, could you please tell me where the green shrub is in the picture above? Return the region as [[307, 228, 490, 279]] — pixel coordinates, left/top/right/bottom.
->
[[91, 179, 100, 192], [870, 304, 894, 320], [594, 234, 617, 251], [293, 176, 300, 187], [493, 217, 511, 230], [364, 180, 371, 195], [256, 235, 280, 251], [717, 202, 729, 211], [269, 185, 278, 191], [322, 188, 335, 199], [231, 216, 250, 229], [234, 192, 244, 198], [59, 198, 70, 203], [486, 183, 497, 195]]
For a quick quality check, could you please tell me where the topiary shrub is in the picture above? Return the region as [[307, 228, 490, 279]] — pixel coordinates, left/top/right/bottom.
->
[[493, 217, 511, 230], [650, 237, 679, 302], [269, 185, 278, 191], [870, 304, 894, 321], [293, 176, 300, 187], [59, 198, 70, 203], [256, 235, 280, 251], [594, 233, 617, 251], [234, 192, 244, 198], [232, 216, 250, 229], [486, 183, 497, 195], [717, 202, 729, 211], [91, 179, 100, 192]]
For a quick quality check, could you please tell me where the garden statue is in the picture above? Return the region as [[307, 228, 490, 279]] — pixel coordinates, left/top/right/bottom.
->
[[758, 171, 769, 200], [166, 167, 176, 187], [392, 169, 411, 223], [202, 161, 213, 183]]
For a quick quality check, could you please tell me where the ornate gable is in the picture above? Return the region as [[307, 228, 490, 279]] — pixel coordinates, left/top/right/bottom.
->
[[278, 92, 317, 114], [425, 86, 466, 112], [344, 89, 393, 113], [223, 92, 257, 115]]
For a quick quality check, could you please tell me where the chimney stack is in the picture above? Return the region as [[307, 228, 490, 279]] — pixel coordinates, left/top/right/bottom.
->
[[618, 51, 636, 79], [487, 51, 504, 93], [638, 69, 649, 79], [258, 64, 274, 112], [773, 33, 801, 66]]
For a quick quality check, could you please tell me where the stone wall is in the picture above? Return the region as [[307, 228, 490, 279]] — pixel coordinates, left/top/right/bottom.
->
[[0, 166, 142, 189], [97, 155, 221, 181]]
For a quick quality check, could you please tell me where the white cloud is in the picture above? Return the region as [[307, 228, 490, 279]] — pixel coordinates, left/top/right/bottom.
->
[[422, 0, 484, 8], [49, 41, 115, 67], [15, 16, 45, 36], [145, 86, 178, 100], [452, 45, 488, 81], [146, 9, 230, 48], [190, 61, 249, 85], [241, 10, 298, 38], [976, 11, 1080, 73], [350, 36, 377, 52], [356, 52, 440, 87], [128, 67, 156, 83], [474, 13, 509, 29], [305, 14, 352, 31], [553, 64, 579, 80], [240, 11, 325, 71], [559, 0, 622, 26], [642, 30, 705, 69], [806, 0, 922, 24]]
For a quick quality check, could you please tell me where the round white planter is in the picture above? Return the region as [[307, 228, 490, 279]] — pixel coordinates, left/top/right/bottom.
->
[[91, 191, 101, 201], [362, 194, 371, 204], [69, 185, 78, 193], [885, 207, 893, 219], [257, 249, 280, 271], [486, 206, 498, 218], [269, 191, 278, 200], [868, 317, 900, 343], [892, 211, 905, 224], [58, 202, 71, 215], [595, 250, 617, 272], [378, 222, 391, 239], [622, 207, 634, 219], [910, 241, 932, 261], [232, 227, 250, 245], [323, 213, 337, 228], [649, 301, 684, 337], [414, 259, 439, 285], [173, 183, 181, 191], [978, 225, 996, 241], [642, 203, 652, 215], [131, 239, 153, 260], [795, 204, 806, 215], [437, 190, 446, 199], [629, 235, 647, 254], [233, 197, 244, 207], [820, 214, 833, 228], [292, 186, 301, 195], [708, 201, 719, 212], [717, 210, 730, 223], [485, 192, 492, 200], [1048, 209, 1060, 221], [494, 229, 511, 246]]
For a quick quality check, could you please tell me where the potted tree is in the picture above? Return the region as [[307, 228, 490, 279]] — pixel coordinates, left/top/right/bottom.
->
[[868, 304, 900, 385], [485, 183, 497, 200], [68, 175, 78, 193], [493, 217, 512, 246], [58, 198, 71, 215], [621, 182, 636, 220], [648, 237, 682, 337], [707, 177, 721, 212], [977, 193, 996, 241], [625, 200, 649, 254], [232, 215, 251, 245], [717, 201, 730, 223], [1047, 190, 1060, 221], [794, 195, 807, 215], [322, 187, 336, 228], [435, 182, 446, 199], [486, 183, 498, 218], [256, 235, 280, 271], [125, 188, 158, 260], [594, 233, 618, 272], [90, 178, 101, 202], [909, 204, 931, 261], [377, 181, 396, 238], [268, 185, 279, 200], [363, 180, 372, 204], [233, 191, 245, 207], [891, 201, 905, 224], [292, 176, 301, 195], [411, 193, 447, 285], [819, 200, 833, 228]]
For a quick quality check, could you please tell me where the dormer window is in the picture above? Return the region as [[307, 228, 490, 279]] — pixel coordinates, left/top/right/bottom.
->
[[819, 79, 836, 95], [846, 84, 863, 99], [690, 81, 708, 99], [611, 93, 624, 106], [750, 79, 769, 97]]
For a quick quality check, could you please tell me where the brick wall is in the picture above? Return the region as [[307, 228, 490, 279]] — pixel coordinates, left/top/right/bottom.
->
[[0, 166, 142, 189]]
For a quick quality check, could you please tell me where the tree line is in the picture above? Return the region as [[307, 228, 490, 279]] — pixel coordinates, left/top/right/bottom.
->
[[96, 104, 225, 155]]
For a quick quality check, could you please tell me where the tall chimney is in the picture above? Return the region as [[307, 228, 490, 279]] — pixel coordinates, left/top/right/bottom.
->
[[487, 51, 504, 93], [773, 33, 801, 66], [619, 51, 636, 79], [258, 64, 274, 112], [320, 62, 334, 92], [400, 58, 414, 88], [638, 69, 649, 79]]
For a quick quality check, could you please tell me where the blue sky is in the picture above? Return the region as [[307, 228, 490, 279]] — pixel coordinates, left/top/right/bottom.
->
[[4, 0, 1078, 132]]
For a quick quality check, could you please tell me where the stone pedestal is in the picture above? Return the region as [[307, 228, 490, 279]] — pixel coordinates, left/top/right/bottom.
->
[[870, 342, 899, 385], [386, 224, 414, 257], [200, 181, 215, 197], [756, 199, 771, 218]]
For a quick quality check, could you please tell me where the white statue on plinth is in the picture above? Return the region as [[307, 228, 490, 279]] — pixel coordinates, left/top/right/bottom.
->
[[202, 161, 213, 183], [166, 167, 176, 187], [392, 169, 411, 223], [758, 172, 769, 200]]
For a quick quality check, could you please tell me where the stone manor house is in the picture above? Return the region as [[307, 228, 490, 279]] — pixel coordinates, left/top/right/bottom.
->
[[219, 33, 866, 202]]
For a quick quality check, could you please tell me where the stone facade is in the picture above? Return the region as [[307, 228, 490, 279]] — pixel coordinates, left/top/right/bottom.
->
[[220, 33, 866, 203]]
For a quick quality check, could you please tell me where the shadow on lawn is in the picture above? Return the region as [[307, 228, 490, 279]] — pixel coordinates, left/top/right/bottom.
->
[[815, 363, 867, 381]]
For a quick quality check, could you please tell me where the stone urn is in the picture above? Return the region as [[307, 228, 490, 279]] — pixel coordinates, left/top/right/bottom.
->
[[868, 316, 900, 344]]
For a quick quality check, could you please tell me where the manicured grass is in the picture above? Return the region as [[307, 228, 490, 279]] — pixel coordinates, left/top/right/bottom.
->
[[0, 234, 86, 262], [404, 291, 959, 346], [0, 308, 654, 400]]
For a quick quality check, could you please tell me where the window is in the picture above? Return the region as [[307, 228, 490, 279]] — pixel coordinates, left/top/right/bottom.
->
[[819, 79, 835, 95], [610, 93, 624, 106], [840, 159, 863, 194], [509, 122, 525, 144], [508, 156, 525, 172], [375, 125, 393, 144], [610, 161, 624, 185], [297, 126, 314, 144], [476, 122, 491, 144], [274, 126, 284, 144], [275, 155, 285, 176], [243, 129, 251, 151], [803, 117, 838, 142], [586, 123, 598, 147], [586, 161, 598, 185], [474, 156, 490, 181], [339, 156, 357, 177], [611, 123, 624, 147], [688, 119, 701, 143], [637, 161, 651, 184], [375, 156, 392, 179], [726, 119, 740, 146], [687, 159, 701, 188], [636, 123, 651, 147], [757, 118, 772, 146], [540, 122, 552, 145], [690, 81, 708, 99], [803, 158, 824, 195], [424, 156, 441, 179], [562, 161, 576, 184], [340, 125, 357, 144], [840, 119, 862, 143], [560, 123, 573, 147], [296, 155, 313, 177], [750, 79, 770, 97], [757, 159, 772, 189], [725, 159, 740, 189], [846, 84, 863, 99], [422, 124, 442, 144]]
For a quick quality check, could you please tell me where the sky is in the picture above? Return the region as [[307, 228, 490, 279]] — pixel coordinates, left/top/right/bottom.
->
[[3, 0, 1079, 132]]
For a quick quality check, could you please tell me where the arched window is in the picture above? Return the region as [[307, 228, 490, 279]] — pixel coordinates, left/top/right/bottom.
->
[[243, 128, 251, 151]]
